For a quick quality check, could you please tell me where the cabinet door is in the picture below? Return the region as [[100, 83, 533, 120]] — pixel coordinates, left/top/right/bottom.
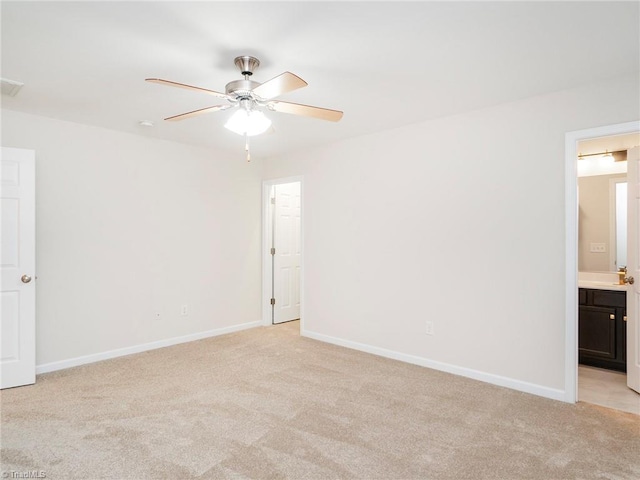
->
[[579, 306, 617, 360]]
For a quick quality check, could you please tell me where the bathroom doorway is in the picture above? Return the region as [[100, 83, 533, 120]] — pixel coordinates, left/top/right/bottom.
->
[[566, 122, 640, 414]]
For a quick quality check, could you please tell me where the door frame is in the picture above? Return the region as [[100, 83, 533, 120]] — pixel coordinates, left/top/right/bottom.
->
[[564, 120, 640, 403], [262, 176, 304, 328]]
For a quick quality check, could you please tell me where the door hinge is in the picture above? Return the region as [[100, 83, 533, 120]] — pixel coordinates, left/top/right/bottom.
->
[[270, 247, 276, 255], [270, 298, 275, 305]]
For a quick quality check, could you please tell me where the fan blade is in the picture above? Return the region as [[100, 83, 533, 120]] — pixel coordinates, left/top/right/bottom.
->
[[146, 78, 229, 100], [268, 100, 343, 122], [165, 105, 231, 122], [251, 72, 308, 100]]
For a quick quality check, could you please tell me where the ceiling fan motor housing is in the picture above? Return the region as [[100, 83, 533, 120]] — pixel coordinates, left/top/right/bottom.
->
[[225, 79, 260, 99]]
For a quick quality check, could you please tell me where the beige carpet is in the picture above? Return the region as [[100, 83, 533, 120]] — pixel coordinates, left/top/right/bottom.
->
[[1, 321, 639, 479]]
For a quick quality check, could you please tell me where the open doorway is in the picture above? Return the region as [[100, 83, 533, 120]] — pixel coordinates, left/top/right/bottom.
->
[[262, 177, 303, 328], [576, 134, 639, 414], [565, 121, 640, 414]]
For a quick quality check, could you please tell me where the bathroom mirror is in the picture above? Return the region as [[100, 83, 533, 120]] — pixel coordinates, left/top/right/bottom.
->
[[578, 174, 626, 273]]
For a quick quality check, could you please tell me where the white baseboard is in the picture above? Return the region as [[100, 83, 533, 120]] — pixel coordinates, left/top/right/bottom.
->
[[302, 329, 567, 402], [36, 321, 261, 374]]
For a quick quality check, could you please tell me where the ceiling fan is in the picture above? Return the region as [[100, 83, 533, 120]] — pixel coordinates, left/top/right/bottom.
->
[[146, 56, 343, 159]]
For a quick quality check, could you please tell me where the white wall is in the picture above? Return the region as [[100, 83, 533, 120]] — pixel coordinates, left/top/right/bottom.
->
[[2, 110, 263, 367], [264, 73, 640, 398]]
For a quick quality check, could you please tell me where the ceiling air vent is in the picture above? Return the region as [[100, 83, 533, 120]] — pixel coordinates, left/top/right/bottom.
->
[[1, 78, 24, 97]]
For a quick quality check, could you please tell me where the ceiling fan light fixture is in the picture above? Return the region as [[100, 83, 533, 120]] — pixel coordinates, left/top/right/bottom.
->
[[224, 108, 271, 136]]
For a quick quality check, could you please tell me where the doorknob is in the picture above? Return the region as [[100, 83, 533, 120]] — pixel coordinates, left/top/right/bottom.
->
[[626, 276, 635, 285], [21, 274, 32, 284]]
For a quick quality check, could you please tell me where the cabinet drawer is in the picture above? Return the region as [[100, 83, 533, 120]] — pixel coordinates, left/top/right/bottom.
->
[[592, 290, 626, 308]]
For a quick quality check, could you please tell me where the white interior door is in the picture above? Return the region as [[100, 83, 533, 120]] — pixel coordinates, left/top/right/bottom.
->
[[1, 147, 36, 389], [627, 146, 640, 393], [272, 182, 301, 324]]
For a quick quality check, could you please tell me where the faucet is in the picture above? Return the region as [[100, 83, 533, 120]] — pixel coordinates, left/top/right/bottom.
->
[[618, 266, 628, 285]]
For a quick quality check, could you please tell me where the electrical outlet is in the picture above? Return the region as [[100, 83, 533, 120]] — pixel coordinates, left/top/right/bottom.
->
[[590, 243, 607, 253], [180, 304, 188, 316], [426, 321, 435, 336]]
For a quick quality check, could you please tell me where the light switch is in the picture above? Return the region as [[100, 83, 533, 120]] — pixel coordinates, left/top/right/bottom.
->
[[590, 243, 607, 253]]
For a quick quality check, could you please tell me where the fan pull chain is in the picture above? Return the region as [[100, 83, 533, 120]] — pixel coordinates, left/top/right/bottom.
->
[[245, 134, 251, 162]]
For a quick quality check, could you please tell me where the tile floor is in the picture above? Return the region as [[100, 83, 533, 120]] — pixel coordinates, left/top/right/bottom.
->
[[578, 364, 640, 415]]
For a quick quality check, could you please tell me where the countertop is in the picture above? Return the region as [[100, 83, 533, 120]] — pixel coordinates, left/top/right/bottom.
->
[[578, 280, 628, 291], [578, 272, 629, 291]]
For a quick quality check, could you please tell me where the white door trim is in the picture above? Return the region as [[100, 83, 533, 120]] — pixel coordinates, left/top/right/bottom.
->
[[262, 176, 304, 328], [564, 120, 640, 403]]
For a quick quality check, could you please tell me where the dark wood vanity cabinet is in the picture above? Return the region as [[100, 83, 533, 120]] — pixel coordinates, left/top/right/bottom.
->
[[579, 288, 626, 372]]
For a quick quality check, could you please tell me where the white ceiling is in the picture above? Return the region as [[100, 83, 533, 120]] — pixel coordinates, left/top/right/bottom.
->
[[2, 1, 639, 159]]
